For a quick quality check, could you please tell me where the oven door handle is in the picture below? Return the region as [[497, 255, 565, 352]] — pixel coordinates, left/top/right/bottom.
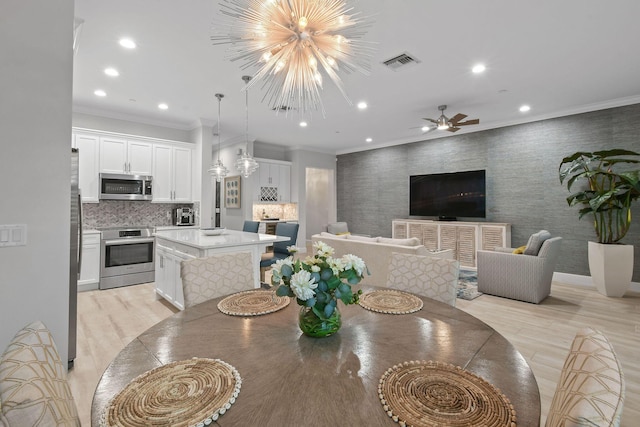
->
[[103, 237, 155, 246]]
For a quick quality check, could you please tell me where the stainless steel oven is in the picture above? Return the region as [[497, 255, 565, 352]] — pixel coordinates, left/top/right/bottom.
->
[[99, 227, 155, 289]]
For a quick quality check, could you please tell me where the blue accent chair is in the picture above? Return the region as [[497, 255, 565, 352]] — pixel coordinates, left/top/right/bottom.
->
[[260, 222, 299, 282], [242, 220, 260, 233]]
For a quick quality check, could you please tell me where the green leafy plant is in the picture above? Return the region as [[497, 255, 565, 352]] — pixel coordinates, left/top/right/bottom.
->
[[272, 241, 368, 323], [559, 149, 640, 243]]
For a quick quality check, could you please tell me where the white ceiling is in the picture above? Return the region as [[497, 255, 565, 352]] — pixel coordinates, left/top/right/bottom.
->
[[73, 0, 640, 155]]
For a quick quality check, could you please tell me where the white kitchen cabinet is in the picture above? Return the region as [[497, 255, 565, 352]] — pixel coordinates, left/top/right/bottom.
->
[[72, 132, 100, 203], [392, 219, 511, 269], [152, 143, 193, 202], [254, 159, 291, 202], [100, 136, 153, 175], [78, 230, 101, 291], [155, 243, 194, 310]]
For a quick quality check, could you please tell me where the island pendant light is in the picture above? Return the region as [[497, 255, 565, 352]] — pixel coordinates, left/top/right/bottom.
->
[[236, 75, 259, 178], [208, 93, 229, 182]]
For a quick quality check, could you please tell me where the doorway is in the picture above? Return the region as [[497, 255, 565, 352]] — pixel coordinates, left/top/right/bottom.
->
[[305, 167, 335, 241]]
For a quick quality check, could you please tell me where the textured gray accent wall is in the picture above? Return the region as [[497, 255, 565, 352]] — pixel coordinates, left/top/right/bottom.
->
[[337, 104, 640, 280]]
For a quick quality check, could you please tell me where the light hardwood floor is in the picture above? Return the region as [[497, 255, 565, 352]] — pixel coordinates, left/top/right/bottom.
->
[[68, 281, 639, 426]]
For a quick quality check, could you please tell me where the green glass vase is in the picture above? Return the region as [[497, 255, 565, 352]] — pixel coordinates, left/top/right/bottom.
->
[[298, 305, 341, 337]]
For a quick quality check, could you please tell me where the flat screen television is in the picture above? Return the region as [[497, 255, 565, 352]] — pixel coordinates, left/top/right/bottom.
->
[[409, 170, 486, 219]]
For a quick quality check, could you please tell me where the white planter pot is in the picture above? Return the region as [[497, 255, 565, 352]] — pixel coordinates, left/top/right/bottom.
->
[[588, 241, 634, 297]]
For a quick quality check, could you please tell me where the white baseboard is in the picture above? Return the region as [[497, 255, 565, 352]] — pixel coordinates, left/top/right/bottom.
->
[[553, 272, 640, 293], [78, 282, 99, 292]]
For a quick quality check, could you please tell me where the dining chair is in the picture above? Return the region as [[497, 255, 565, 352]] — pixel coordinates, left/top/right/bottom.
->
[[242, 220, 260, 233], [180, 251, 255, 308], [0, 321, 80, 426], [545, 327, 625, 427], [386, 252, 460, 307], [259, 222, 299, 282]]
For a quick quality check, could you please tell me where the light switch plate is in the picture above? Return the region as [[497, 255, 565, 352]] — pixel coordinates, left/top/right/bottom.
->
[[0, 224, 27, 247]]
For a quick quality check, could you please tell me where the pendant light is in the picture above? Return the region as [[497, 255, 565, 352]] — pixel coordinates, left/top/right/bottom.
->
[[208, 93, 229, 182], [236, 75, 259, 178]]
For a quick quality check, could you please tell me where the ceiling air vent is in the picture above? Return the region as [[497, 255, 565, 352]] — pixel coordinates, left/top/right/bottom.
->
[[382, 52, 421, 71]]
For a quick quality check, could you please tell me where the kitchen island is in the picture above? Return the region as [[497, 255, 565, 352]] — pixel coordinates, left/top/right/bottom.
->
[[154, 228, 287, 310]]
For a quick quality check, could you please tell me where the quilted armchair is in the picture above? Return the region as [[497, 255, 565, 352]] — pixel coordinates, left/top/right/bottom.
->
[[477, 236, 562, 303], [181, 251, 255, 308], [386, 252, 460, 307]]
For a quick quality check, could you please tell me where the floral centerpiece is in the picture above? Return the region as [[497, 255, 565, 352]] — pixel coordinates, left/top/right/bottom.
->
[[273, 241, 368, 337]]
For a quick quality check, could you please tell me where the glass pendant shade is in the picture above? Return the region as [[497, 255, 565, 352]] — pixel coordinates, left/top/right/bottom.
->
[[236, 75, 258, 178], [208, 93, 229, 182], [236, 151, 259, 178]]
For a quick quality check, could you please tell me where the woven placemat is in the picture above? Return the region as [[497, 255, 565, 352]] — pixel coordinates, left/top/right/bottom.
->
[[217, 289, 290, 316], [100, 358, 241, 427], [359, 289, 423, 314], [379, 360, 517, 427]]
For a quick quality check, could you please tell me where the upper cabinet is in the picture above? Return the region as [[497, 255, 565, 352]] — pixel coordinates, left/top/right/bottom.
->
[[152, 143, 193, 203], [254, 159, 291, 202], [100, 136, 153, 175], [72, 132, 100, 203], [72, 128, 194, 204]]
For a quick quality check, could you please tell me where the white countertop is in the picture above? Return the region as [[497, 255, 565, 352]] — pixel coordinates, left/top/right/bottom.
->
[[154, 228, 287, 250], [83, 229, 100, 235]]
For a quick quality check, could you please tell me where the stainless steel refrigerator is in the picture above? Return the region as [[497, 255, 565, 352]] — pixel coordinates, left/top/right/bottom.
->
[[69, 148, 82, 368]]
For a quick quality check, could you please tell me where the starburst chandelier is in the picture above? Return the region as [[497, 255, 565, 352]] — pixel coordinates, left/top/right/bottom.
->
[[212, 0, 374, 115], [208, 93, 229, 182]]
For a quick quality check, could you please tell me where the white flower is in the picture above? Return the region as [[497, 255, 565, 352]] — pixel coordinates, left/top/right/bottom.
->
[[310, 265, 321, 272], [271, 257, 294, 283], [287, 245, 299, 253], [342, 254, 366, 276], [290, 270, 318, 301], [313, 241, 334, 258], [328, 257, 346, 276]]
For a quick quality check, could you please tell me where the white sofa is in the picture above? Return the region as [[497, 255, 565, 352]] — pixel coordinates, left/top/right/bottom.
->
[[311, 232, 452, 287]]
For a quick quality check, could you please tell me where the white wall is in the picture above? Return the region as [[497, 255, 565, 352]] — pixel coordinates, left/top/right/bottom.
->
[[0, 0, 74, 362]]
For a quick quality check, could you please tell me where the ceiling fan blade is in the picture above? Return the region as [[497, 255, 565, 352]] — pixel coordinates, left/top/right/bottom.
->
[[422, 118, 438, 124], [446, 127, 461, 132], [449, 113, 467, 124], [455, 119, 480, 126]]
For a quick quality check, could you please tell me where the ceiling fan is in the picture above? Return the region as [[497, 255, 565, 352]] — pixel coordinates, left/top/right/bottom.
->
[[423, 105, 480, 132]]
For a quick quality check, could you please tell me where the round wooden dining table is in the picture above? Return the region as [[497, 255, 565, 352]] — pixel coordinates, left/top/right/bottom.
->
[[91, 286, 541, 426]]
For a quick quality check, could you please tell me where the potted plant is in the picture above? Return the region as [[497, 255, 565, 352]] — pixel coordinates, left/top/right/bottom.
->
[[559, 148, 640, 296]]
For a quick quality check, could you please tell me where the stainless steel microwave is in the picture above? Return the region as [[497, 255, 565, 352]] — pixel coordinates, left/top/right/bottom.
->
[[99, 173, 153, 200]]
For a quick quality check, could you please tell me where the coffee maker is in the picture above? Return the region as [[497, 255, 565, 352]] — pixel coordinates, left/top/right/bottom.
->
[[173, 207, 195, 226]]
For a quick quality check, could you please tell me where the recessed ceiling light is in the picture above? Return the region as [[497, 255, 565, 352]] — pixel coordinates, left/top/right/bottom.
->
[[472, 64, 486, 74], [119, 38, 136, 49], [104, 67, 119, 77], [158, 103, 168, 110], [357, 101, 368, 110], [365, 137, 372, 143], [299, 121, 308, 127], [421, 126, 430, 132], [94, 89, 106, 97], [519, 105, 531, 112]]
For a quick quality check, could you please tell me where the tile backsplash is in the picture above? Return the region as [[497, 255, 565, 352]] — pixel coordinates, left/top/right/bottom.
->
[[83, 201, 198, 228]]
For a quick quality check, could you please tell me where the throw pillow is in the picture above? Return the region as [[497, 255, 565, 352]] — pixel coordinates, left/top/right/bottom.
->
[[523, 230, 552, 256], [512, 245, 527, 254], [377, 237, 421, 246]]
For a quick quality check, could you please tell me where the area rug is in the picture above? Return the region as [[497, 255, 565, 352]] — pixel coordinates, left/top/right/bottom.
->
[[457, 269, 482, 300]]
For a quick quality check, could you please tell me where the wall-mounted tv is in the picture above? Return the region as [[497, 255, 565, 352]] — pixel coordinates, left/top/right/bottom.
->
[[409, 170, 486, 219]]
